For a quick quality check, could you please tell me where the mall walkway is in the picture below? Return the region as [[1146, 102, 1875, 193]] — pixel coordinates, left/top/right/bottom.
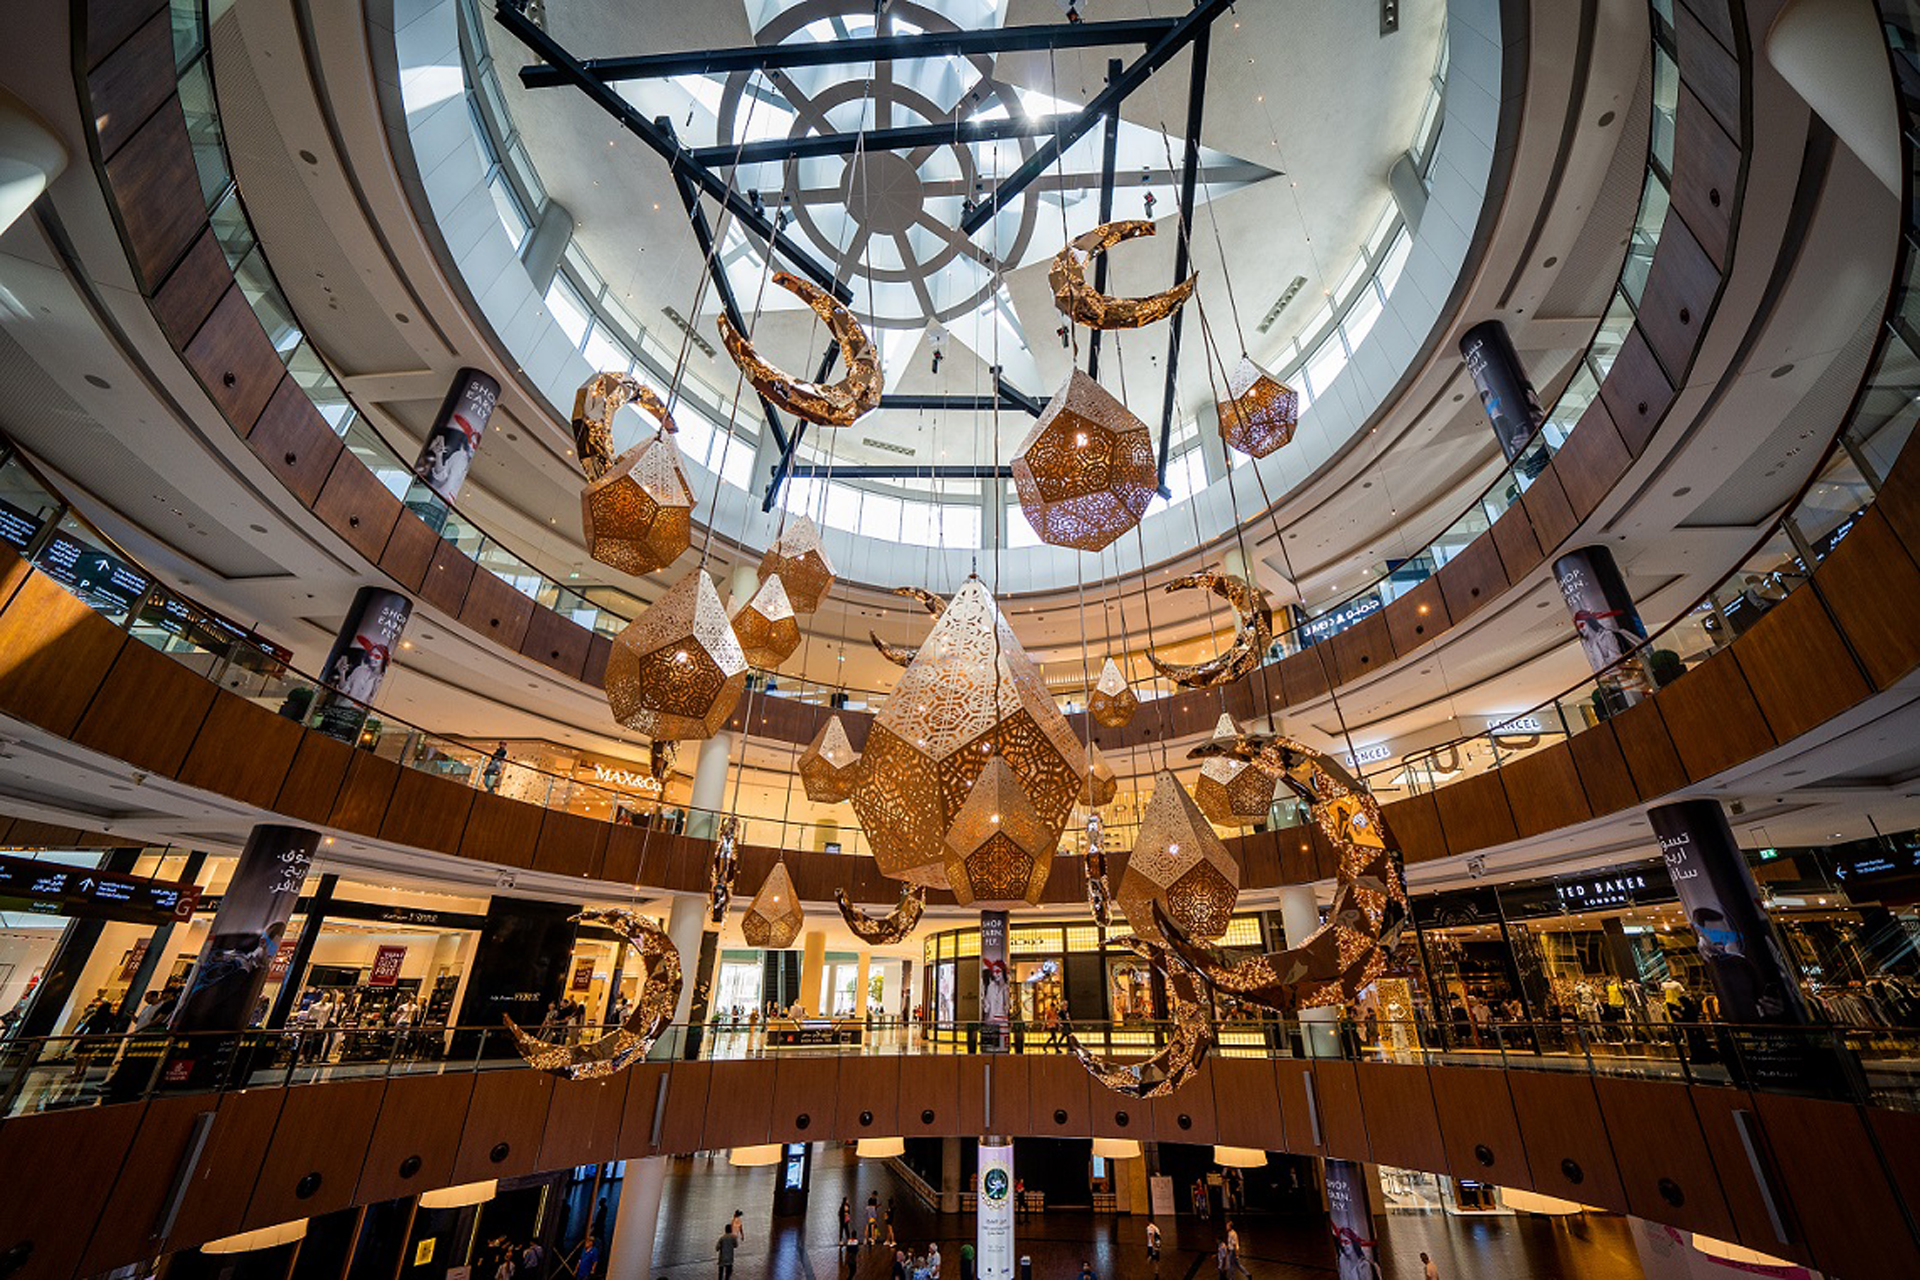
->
[[642, 1148, 1647, 1280]]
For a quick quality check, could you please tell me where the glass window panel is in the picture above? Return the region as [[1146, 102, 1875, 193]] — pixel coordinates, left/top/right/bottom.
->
[[861, 492, 903, 541], [488, 174, 530, 252], [939, 503, 981, 548], [823, 482, 861, 533], [1304, 338, 1348, 399], [1375, 229, 1413, 298], [1342, 282, 1384, 352], [546, 278, 591, 348], [582, 322, 630, 376], [900, 500, 935, 546]]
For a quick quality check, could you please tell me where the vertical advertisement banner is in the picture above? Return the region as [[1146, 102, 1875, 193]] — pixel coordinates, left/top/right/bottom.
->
[[1553, 546, 1651, 704], [170, 824, 320, 1036], [410, 367, 501, 519], [1324, 1159, 1378, 1280], [977, 1141, 1015, 1280], [314, 586, 413, 743], [979, 909, 1010, 1052], [1651, 800, 1823, 1089], [1458, 320, 1545, 464]]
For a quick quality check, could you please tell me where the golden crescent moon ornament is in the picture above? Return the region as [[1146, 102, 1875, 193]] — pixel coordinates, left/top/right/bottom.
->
[[1048, 220, 1198, 330], [572, 373, 677, 479], [1145, 569, 1274, 689], [506, 909, 682, 1079], [833, 884, 928, 946], [1155, 734, 1411, 1013], [869, 586, 947, 668], [717, 272, 883, 426], [1066, 936, 1213, 1098]]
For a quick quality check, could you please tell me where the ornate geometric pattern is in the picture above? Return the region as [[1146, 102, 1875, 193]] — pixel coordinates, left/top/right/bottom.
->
[[573, 373, 696, 577], [1080, 741, 1118, 807], [944, 756, 1058, 906], [1048, 221, 1198, 330], [1194, 755, 1277, 826], [849, 579, 1086, 887], [718, 272, 884, 427], [1012, 370, 1157, 552], [1146, 570, 1273, 689], [1083, 810, 1114, 927], [508, 909, 680, 1080], [759, 516, 837, 614], [1158, 734, 1412, 1012], [606, 570, 747, 740], [709, 815, 740, 923], [742, 860, 804, 948], [870, 586, 946, 668], [731, 575, 801, 669], [834, 883, 927, 945], [1117, 771, 1240, 942], [1066, 937, 1211, 1098], [799, 715, 861, 804], [1216, 355, 1299, 458], [1089, 657, 1139, 728]]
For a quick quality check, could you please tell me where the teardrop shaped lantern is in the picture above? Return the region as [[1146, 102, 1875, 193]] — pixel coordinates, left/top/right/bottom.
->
[[1117, 771, 1240, 942], [731, 575, 801, 669], [800, 715, 861, 804], [1089, 657, 1138, 729], [759, 516, 836, 613], [742, 861, 803, 949]]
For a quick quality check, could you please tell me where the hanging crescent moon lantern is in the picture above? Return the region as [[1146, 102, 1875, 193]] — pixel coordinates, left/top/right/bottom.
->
[[1049, 220, 1198, 330], [1145, 569, 1273, 689], [1066, 936, 1213, 1097], [834, 884, 928, 946], [717, 272, 883, 427], [869, 586, 947, 668], [506, 910, 682, 1079]]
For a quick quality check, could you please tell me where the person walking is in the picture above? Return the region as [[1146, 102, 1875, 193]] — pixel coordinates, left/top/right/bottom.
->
[[959, 1241, 975, 1280], [1145, 1220, 1162, 1276], [1215, 1239, 1232, 1280], [1420, 1252, 1439, 1280], [1226, 1220, 1250, 1277], [714, 1225, 737, 1280], [840, 1220, 860, 1275], [867, 1191, 881, 1243], [728, 1210, 744, 1246], [576, 1236, 600, 1280]]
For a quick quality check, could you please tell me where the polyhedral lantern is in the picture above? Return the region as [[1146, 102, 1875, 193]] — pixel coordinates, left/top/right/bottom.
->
[[943, 756, 1057, 907], [799, 715, 861, 804], [1117, 771, 1240, 942], [605, 570, 747, 740], [759, 516, 836, 613], [849, 579, 1086, 887], [1194, 755, 1277, 826], [1216, 355, 1299, 459], [731, 575, 801, 668], [573, 374, 697, 577], [1081, 742, 1118, 807], [741, 861, 803, 948], [1089, 657, 1138, 728], [1011, 370, 1157, 552]]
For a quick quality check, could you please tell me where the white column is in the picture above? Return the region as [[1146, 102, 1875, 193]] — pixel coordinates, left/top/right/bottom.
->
[[799, 929, 827, 1016], [727, 563, 759, 609], [666, 894, 706, 1030], [605, 1155, 667, 1280], [1278, 884, 1338, 1057], [686, 730, 733, 839], [854, 948, 872, 1020]]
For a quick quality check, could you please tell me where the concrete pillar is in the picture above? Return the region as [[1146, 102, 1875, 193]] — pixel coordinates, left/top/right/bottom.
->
[[1278, 884, 1338, 1057], [687, 731, 733, 840], [940, 1137, 963, 1214], [605, 1154, 667, 1280], [520, 198, 574, 294], [854, 949, 872, 1019], [799, 930, 827, 1016], [666, 894, 706, 1030]]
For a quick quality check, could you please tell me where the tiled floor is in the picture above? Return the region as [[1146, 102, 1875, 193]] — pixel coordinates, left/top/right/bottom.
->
[[642, 1148, 1647, 1280]]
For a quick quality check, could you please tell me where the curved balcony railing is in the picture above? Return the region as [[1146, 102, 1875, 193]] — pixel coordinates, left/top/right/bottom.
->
[[159, 0, 1705, 719]]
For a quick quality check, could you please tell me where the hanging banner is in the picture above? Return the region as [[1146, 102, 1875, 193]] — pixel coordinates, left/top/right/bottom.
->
[[170, 824, 320, 1037], [313, 586, 413, 743], [410, 367, 501, 515], [1553, 546, 1651, 703], [1459, 319, 1544, 464], [980, 909, 1010, 1053], [369, 945, 408, 987], [1324, 1159, 1378, 1280], [977, 1141, 1015, 1280]]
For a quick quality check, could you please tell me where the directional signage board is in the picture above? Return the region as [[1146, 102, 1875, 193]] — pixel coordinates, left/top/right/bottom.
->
[[0, 852, 199, 925]]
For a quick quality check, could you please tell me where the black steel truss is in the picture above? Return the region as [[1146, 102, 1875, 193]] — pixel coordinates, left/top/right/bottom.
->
[[1085, 57, 1124, 384], [690, 115, 1077, 168], [516, 17, 1178, 88], [782, 465, 1012, 480], [1156, 28, 1211, 495]]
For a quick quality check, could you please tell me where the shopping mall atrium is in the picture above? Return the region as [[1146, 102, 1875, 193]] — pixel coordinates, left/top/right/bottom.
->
[[4, 0, 1920, 1276]]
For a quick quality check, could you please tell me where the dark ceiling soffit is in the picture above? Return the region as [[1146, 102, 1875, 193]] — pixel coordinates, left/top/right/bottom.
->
[[493, 1, 854, 303], [515, 17, 1180, 88], [957, 0, 1239, 236]]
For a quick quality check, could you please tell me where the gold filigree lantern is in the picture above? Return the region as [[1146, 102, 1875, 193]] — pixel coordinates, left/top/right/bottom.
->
[[1089, 658, 1139, 729], [799, 715, 861, 804], [574, 374, 697, 576], [1194, 755, 1277, 826], [1216, 355, 1299, 459], [605, 570, 747, 740], [1011, 370, 1157, 552], [759, 516, 836, 614], [731, 575, 801, 669], [741, 860, 804, 949], [850, 580, 1086, 887], [944, 756, 1058, 907], [1081, 742, 1118, 807], [1118, 771, 1240, 942]]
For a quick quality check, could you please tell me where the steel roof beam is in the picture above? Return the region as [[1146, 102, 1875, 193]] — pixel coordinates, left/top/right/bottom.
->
[[1086, 57, 1124, 383], [1156, 27, 1211, 496], [516, 18, 1179, 88], [691, 114, 1077, 168]]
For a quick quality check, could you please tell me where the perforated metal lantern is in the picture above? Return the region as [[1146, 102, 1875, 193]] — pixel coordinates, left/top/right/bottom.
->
[[1193, 755, 1277, 827], [799, 715, 861, 804], [850, 580, 1086, 888], [741, 861, 803, 949], [1081, 742, 1118, 807], [1215, 356, 1299, 459], [581, 435, 697, 577], [731, 575, 801, 669], [758, 516, 836, 613], [943, 756, 1058, 907], [1011, 370, 1157, 552], [1118, 771, 1240, 942], [605, 570, 747, 740], [1089, 658, 1139, 729]]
